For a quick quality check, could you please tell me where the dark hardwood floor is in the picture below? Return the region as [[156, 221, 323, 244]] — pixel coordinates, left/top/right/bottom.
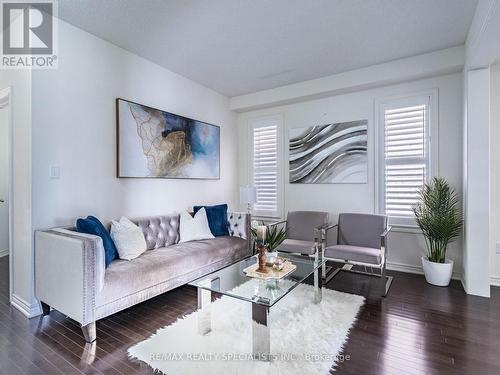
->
[[1, 255, 500, 375]]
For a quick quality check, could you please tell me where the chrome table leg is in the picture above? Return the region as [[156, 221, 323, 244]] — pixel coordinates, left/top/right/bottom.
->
[[252, 303, 270, 360], [197, 277, 220, 335], [314, 264, 323, 304]]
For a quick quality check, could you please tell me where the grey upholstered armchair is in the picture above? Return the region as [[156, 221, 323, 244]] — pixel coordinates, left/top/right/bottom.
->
[[269, 211, 329, 257], [322, 213, 393, 297]]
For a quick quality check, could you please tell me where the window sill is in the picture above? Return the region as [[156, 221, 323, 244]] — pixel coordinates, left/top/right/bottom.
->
[[389, 224, 422, 234], [251, 215, 282, 223]]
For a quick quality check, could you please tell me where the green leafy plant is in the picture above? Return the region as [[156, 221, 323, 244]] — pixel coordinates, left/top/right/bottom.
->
[[413, 177, 463, 263], [250, 222, 288, 253], [265, 225, 288, 252]]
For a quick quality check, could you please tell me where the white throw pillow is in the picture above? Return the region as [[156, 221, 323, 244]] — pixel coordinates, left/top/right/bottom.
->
[[110, 217, 147, 260], [179, 208, 215, 243]]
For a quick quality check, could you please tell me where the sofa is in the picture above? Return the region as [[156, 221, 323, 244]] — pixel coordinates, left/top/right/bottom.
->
[[35, 212, 251, 342]]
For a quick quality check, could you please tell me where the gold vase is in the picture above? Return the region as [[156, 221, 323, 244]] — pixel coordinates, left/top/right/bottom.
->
[[257, 244, 268, 273]]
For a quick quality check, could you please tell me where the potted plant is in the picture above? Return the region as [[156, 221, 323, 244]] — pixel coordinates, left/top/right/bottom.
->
[[250, 220, 288, 254], [413, 177, 463, 286], [265, 224, 288, 252]]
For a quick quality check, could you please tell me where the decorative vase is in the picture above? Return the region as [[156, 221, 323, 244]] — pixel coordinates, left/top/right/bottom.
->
[[421, 256, 453, 287], [257, 244, 268, 273]]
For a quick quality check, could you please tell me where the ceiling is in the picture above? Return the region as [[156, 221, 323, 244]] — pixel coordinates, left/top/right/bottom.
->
[[58, 0, 478, 97]]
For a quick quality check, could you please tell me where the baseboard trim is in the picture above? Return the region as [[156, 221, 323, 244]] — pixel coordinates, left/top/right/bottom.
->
[[11, 294, 42, 318], [490, 275, 500, 287], [386, 261, 462, 281], [0, 249, 8, 258]]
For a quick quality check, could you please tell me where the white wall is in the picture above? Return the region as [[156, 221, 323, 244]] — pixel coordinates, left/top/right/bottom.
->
[[462, 68, 491, 297], [0, 95, 9, 254], [463, 0, 500, 295], [0, 70, 36, 315], [32, 20, 238, 234], [237, 73, 463, 275], [490, 64, 500, 284]]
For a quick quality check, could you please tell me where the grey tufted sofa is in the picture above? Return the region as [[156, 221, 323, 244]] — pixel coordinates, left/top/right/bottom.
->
[[35, 212, 251, 342]]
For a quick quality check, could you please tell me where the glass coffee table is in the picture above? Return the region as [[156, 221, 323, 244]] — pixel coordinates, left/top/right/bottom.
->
[[189, 253, 325, 360]]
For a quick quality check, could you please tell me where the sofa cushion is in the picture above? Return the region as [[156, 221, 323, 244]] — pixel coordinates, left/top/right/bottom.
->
[[76, 216, 118, 268], [110, 217, 147, 260], [228, 212, 248, 239], [324, 244, 381, 265], [96, 236, 248, 307], [179, 208, 215, 243], [193, 204, 229, 236], [134, 214, 180, 250]]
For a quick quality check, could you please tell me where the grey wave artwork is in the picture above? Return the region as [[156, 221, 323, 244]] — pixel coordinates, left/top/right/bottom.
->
[[289, 120, 368, 184]]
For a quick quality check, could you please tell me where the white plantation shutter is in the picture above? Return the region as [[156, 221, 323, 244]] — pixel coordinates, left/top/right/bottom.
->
[[251, 118, 282, 217], [380, 96, 431, 220]]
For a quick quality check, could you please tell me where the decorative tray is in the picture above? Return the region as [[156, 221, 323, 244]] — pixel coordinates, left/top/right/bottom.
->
[[243, 260, 296, 280]]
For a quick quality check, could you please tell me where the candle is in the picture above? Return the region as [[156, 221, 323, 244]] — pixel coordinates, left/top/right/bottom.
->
[[256, 225, 266, 243]]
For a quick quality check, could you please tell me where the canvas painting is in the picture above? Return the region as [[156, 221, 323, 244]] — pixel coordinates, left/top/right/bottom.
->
[[289, 120, 368, 184], [117, 98, 220, 179]]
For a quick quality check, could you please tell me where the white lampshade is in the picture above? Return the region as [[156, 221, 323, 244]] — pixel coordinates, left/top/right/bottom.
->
[[240, 186, 257, 205]]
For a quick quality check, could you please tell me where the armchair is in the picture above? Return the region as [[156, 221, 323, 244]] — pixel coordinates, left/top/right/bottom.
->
[[321, 213, 393, 297], [268, 211, 329, 258]]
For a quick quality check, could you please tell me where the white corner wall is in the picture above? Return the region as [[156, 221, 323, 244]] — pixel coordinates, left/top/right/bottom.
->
[[32, 20, 238, 233], [237, 73, 463, 276], [0, 70, 37, 316], [462, 68, 491, 297], [0, 92, 9, 254], [462, 0, 500, 296], [490, 64, 500, 285]]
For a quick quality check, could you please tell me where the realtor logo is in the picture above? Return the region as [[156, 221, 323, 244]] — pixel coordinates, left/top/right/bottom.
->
[[1, 0, 58, 69]]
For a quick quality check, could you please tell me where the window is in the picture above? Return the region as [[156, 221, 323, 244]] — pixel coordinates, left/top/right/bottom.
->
[[249, 116, 283, 218], [377, 93, 436, 224]]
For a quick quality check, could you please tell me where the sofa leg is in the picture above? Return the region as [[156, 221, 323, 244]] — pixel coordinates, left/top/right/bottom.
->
[[81, 322, 96, 343], [40, 301, 50, 316]]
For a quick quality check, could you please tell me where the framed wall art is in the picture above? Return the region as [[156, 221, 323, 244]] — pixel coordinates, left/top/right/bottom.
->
[[116, 98, 220, 179], [289, 120, 368, 184]]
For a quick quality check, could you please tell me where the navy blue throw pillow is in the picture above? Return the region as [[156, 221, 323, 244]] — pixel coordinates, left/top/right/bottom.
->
[[193, 204, 229, 237], [76, 216, 119, 268]]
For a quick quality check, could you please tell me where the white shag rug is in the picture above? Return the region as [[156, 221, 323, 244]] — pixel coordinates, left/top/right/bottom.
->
[[129, 281, 364, 375]]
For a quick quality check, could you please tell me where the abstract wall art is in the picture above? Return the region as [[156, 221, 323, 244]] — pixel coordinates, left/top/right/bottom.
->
[[116, 98, 220, 179], [289, 120, 368, 184]]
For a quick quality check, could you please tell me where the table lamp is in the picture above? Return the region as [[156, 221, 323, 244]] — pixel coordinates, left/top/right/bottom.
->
[[240, 186, 256, 214]]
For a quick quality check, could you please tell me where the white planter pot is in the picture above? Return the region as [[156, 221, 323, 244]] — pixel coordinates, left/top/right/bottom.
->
[[421, 257, 453, 286]]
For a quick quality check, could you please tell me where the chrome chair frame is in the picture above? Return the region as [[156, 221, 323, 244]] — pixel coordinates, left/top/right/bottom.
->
[[320, 223, 393, 297]]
